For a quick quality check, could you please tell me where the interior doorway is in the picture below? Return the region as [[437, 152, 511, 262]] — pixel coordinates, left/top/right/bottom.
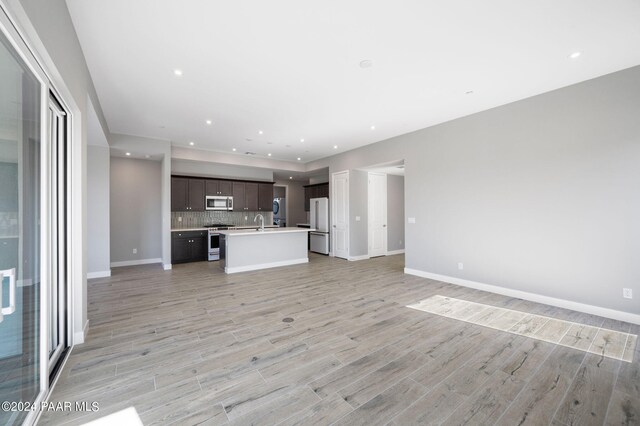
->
[[331, 171, 349, 259], [368, 172, 387, 257], [273, 184, 286, 227]]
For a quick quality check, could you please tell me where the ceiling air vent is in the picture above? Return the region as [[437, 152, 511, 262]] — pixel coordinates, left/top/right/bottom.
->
[[396, 165, 405, 169], [245, 151, 256, 155]]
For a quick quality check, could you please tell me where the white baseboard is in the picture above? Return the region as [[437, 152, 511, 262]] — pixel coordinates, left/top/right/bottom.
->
[[73, 319, 89, 345], [386, 249, 405, 256], [404, 268, 640, 325], [110, 258, 162, 268], [225, 258, 308, 274], [87, 270, 111, 279], [163, 264, 172, 270], [349, 255, 370, 261]]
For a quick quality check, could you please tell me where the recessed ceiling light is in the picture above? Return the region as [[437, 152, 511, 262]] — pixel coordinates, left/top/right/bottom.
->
[[267, 153, 272, 157], [570, 51, 581, 59], [359, 60, 373, 68], [258, 130, 263, 135], [206, 120, 212, 125], [370, 125, 376, 130], [173, 69, 183, 76], [297, 157, 301, 161], [189, 141, 195, 146], [289, 176, 293, 179], [300, 138, 305, 143], [333, 145, 338, 149], [145, 155, 151, 158], [125, 152, 131, 156], [232, 148, 237, 152]]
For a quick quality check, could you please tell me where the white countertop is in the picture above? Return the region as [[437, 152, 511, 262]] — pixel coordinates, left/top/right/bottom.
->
[[219, 227, 315, 236], [171, 225, 279, 232]]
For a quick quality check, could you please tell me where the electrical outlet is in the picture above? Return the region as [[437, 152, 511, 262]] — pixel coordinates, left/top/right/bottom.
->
[[458, 262, 464, 270], [355, 216, 361, 221], [623, 288, 633, 299], [133, 248, 137, 254], [178, 216, 182, 222], [408, 217, 416, 224]]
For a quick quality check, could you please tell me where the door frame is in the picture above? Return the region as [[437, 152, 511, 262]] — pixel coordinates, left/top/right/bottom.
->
[[331, 170, 349, 259], [0, 3, 78, 424]]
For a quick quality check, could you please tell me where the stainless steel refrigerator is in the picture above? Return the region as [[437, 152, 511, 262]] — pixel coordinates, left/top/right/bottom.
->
[[310, 197, 329, 254]]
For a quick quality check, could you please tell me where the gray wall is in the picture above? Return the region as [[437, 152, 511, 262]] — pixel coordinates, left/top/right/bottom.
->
[[110, 157, 162, 263], [274, 180, 307, 227], [387, 175, 405, 252], [349, 170, 368, 257], [172, 158, 273, 181], [15, 0, 112, 340], [87, 146, 110, 273], [308, 66, 640, 315]]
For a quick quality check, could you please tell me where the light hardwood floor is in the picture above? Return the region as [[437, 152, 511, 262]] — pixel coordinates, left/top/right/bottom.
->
[[41, 254, 640, 425]]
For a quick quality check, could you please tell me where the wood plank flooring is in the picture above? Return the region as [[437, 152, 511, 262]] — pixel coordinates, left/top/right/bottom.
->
[[40, 254, 640, 425]]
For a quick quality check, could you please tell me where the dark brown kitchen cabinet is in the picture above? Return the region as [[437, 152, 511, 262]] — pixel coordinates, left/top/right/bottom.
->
[[258, 183, 274, 211], [232, 182, 246, 210], [218, 181, 233, 196], [206, 179, 233, 196], [244, 183, 259, 211], [172, 177, 205, 211], [171, 230, 207, 264], [304, 183, 328, 211]]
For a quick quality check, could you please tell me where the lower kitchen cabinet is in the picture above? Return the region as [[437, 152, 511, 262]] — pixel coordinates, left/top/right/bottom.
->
[[171, 230, 208, 264]]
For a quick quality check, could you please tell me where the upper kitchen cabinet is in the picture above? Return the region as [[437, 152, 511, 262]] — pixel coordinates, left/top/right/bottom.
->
[[244, 183, 259, 211], [258, 183, 274, 211], [232, 182, 246, 210], [172, 177, 205, 211], [206, 179, 233, 196], [304, 183, 329, 211]]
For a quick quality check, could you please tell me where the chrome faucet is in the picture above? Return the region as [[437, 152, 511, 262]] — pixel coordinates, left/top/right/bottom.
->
[[254, 214, 265, 231]]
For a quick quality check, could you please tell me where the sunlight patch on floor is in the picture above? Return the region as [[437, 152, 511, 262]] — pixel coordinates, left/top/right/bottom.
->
[[408, 295, 636, 362]]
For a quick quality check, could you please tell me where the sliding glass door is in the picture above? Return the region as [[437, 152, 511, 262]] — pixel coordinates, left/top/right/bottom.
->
[[0, 26, 42, 426]]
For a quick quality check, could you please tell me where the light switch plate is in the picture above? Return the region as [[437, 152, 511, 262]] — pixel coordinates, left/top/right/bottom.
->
[[355, 216, 361, 221], [408, 217, 416, 224]]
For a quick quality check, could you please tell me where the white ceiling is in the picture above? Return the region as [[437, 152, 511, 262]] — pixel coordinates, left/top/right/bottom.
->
[[67, 0, 640, 164]]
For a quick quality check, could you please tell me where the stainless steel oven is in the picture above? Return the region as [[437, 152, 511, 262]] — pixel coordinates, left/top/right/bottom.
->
[[207, 224, 233, 260], [208, 230, 221, 261]]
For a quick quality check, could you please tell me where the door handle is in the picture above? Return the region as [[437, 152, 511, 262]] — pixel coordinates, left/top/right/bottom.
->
[[0, 268, 17, 323], [383, 224, 387, 227]]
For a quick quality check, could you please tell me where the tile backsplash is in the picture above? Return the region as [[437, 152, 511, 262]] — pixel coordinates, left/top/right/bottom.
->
[[171, 211, 274, 229]]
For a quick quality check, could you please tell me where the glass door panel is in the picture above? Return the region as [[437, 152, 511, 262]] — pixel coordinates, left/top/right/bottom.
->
[[0, 26, 41, 426]]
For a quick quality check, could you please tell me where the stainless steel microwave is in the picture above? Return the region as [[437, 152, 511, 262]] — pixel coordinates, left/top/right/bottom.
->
[[206, 196, 233, 211]]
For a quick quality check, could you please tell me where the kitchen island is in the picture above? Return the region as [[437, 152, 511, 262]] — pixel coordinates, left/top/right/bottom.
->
[[218, 227, 314, 273]]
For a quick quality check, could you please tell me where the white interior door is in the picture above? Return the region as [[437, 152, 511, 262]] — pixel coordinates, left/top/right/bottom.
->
[[368, 172, 387, 257], [331, 171, 349, 259]]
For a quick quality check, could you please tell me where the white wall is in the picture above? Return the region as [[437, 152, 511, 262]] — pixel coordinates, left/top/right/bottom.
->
[[87, 146, 110, 275], [307, 66, 640, 319], [110, 157, 162, 264]]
